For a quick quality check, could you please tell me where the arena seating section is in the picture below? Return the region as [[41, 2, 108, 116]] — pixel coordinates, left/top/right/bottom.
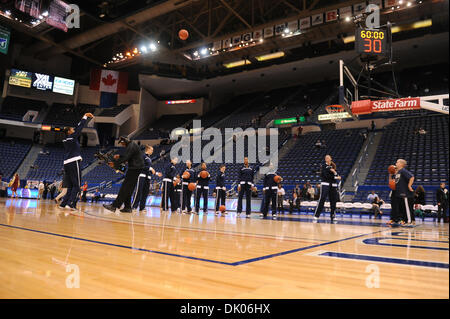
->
[[0, 139, 32, 180], [97, 104, 130, 117], [133, 113, 197, 140], [277, 129, 365, 191], [0, 96, 47, 121], [353, 114, 449, 205], [42, 103, 97, 127], [26, 144, 100, 182]]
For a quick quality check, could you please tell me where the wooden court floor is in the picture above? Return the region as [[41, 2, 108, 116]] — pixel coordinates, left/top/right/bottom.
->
[[0, 198, 448, 299]]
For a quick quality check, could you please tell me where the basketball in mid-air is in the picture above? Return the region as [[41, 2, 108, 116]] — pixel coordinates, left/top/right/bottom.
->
[[219, 205, 226, 212], [274, 175, 282, 183], [179, 29, 189, 41], [388, 165, 396, 175], [188, 183, 196, 191]]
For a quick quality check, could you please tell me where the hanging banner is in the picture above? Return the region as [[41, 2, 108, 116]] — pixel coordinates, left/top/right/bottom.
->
[[353, 2, 367, 15], [253, 29, 263, 41], [222, 38, 231, 49], [242, 32, 252, 43], [311, 13, 324, 26], [339, 6, 352, 19], [264, 26, 274, 38], [326, 10, 338, 22], [299, 17, 311, 30], [212, 40, 222, 51]]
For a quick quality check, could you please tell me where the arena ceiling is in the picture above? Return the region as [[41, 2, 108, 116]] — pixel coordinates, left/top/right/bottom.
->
[[0, 0, 448, 83]]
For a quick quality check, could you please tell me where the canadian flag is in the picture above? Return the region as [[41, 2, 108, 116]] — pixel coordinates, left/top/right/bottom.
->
[[90, 69, 128, 94]]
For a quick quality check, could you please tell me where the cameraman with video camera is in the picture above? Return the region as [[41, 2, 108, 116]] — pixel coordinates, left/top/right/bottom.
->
[[103, 136, 144, 213]]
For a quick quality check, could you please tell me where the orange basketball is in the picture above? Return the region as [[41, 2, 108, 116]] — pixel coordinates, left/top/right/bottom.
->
[[388, 165, 396, 175], [274, 175, 282, 183], [200, 171, 209, 179], [179, 29, 189, 41], [182, 171, 190, 179], [219, 205, 226, 212], [389, 179, 396, 190], [188, 183, 196, 191]]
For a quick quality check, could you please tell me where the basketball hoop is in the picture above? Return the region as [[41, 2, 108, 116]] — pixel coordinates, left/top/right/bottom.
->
[[325, 104, 345, 123]]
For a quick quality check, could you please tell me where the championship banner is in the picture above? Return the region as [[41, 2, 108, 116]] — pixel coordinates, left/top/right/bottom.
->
[[353, 2, 366, 15], [222, 38, 231, 48], [326, 10, 338, 22], [274, 23, 286, 35], [264, 26, 274, 38], [232, 35, 241, 46], [212, 40, 222, 51], [287, 20, 299, 32], [384, 0, 398, 8], [0, 25, 11, 55], [299, 17, 311, 30], [311, 13, 324, 26], [242, 32, 252, 43], [253, 29, 263, 41], [339, 6, 352, 19], [351, 98, 421, 115]]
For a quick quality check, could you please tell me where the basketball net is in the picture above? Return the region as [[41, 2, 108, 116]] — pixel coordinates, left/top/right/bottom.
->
[[325, 105, 345, 123]]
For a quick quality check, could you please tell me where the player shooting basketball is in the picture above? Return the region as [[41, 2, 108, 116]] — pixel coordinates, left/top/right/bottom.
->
[[313, 155, 341, 224]]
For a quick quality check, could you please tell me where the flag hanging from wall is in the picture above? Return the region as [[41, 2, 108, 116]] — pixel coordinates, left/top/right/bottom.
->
[[90, 69, 128, 94], [90, 69, 128, 108]]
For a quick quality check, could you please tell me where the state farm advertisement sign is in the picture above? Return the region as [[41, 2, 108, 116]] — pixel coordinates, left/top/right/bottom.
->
[[372, 98, 420, 111], [352, 98, 421, 114]]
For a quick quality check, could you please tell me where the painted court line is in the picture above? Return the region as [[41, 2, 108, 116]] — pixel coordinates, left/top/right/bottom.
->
[[362, 238, 449, 251], [0, 223, 387, 267], [81, 210, 329, 243], [317, 252, 449, 269]]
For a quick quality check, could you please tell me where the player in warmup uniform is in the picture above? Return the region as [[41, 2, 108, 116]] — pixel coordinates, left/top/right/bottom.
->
[[214, 164, 227, 216], [59, 113, 94, 211], [132, 145, 161, 212], [394, 159, 416, 226], [181, 160, 196, 214], [172, 175, 182, 213], [161, 157, 178, 213], [313, 155, 341, 223], [237, 157, 255, 218], [261, 165, 280, 219], [387, 165, 404, 225], [195, 162, 210, 214]]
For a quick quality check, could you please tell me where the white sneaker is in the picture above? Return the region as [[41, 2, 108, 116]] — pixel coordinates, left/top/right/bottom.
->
[[313, 216, 318, 223], [272, 214, 277, 220]]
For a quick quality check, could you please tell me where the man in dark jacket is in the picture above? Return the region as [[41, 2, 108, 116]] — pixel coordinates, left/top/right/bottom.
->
[[103, 136, 144, 213], [436, 182, 449, 223]]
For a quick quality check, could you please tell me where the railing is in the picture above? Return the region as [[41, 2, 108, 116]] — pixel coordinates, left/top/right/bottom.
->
[[351, 132, 374, 187]]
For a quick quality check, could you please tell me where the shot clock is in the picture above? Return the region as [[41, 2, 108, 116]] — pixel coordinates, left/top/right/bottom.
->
[[355, 28, 391, 56]]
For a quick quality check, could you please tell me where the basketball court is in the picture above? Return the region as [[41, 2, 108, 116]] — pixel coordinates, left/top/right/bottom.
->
[[0, 198, 447, 299], [0, 0, 449, 306]]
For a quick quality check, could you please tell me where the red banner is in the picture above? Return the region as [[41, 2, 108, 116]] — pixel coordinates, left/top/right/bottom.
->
[[351, 98, 421, 115]]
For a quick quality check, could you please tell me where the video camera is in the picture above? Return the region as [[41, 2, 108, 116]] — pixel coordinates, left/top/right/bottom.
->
[[94, 150, 126, 174]]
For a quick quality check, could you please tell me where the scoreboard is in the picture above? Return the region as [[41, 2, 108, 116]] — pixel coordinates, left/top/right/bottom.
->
[[355, 28, 390, 56]]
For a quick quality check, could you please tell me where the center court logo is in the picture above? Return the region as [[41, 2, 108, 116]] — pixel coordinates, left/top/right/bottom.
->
[[169, 120, 279, 175]]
